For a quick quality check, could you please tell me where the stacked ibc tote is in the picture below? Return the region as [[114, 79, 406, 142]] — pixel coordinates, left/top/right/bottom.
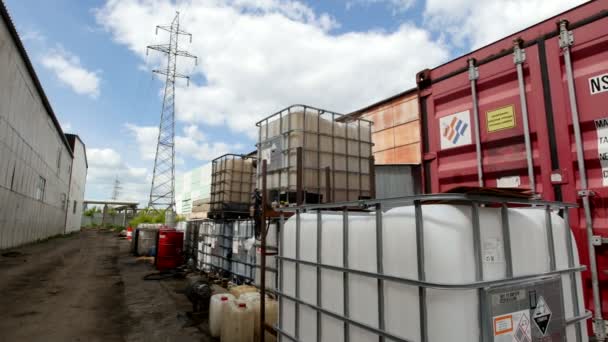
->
[[416, 1, 607, 340], [255, 105, 375, 341], [188, 154, 258, 283]]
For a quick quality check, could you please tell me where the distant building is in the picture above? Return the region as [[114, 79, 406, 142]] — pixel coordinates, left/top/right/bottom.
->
[[175, 163, 212, 216], [0, 2, 87, 248], [65, 134, 88, 233]]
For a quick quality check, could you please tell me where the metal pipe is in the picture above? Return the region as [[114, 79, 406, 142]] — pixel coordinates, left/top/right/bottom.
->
[[468, 59, 484, 187], [471, 202, 484, 342], [296, 147, 303, 206], [316, 210, 322, 341], [369, 156, 376, 199], [375, 204, 385, 342], [276, 255, 584, 290], [274, 193, 576, 212], [559, 19, 606, 340], [260, 159, 267, 342], [342, 208, 350, 342], [295, 209, 301, 339], [513, 40, 536, 195], [564, 209, 583, 342], [414, 201, 427, 342], [278, 213, 285, 342], [500, 204, 513, 278], [545, 206, 556, 271]]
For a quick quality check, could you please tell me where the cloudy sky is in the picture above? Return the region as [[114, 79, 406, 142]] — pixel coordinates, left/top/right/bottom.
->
[[5, 0, 586, 204]]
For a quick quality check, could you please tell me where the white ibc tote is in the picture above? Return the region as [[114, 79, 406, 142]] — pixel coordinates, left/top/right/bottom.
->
[[277, 194, 589, 342]]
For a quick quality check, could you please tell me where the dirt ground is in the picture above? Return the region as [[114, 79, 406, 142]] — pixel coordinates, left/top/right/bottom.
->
[[0, 229, 213, 342]]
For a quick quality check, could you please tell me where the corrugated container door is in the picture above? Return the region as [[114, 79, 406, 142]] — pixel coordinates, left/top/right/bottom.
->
[[546, 15, 608, 325], [421, 43, 554, 197]]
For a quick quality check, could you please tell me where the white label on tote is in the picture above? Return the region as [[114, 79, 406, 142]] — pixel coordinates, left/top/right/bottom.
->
[[483, 238, 503, 264], [493, 310, 531, 341], [594, 118, 608, 186]]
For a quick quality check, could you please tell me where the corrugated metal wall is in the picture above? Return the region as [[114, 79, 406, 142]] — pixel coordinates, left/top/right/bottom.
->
[[0, 15, 72, 249], [81, 213, 132, 228], [374, 164, 421, 199], [65, 138, 87, 233], [360, 92, 421, 164]]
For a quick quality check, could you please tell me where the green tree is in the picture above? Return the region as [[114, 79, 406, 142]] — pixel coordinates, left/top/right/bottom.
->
[[83, 207, 101, 217]]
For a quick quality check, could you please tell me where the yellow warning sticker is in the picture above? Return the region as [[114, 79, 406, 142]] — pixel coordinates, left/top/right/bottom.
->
[[486, 105, 516, 132]]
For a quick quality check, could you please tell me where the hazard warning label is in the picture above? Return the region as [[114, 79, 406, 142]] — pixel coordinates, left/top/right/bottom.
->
[[486, 105, 516, 132], [595, 117, 608, 186], [493, 310, 531, 342], [532, 296, 552, 336]]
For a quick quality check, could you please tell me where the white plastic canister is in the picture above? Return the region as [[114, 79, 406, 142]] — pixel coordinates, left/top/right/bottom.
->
[[209, 293, 235, 337]]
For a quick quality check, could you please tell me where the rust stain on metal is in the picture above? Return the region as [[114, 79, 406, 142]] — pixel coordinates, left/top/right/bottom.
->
[[360, 93, 421, 164]]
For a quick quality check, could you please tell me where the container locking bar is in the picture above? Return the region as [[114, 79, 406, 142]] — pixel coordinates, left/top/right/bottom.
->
[[468, 59, 484, 187], [559, 19, 606, 341], [513, 40, 537, 196]]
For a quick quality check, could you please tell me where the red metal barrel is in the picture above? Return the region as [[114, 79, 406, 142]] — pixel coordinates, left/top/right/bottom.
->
[[156, 228, 184, 271]]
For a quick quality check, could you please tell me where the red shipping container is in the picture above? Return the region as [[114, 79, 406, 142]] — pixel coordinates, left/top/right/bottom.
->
[[156, 228, 184, 271], [417, 1, 608, 339]]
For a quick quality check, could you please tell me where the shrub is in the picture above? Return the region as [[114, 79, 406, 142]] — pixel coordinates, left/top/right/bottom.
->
[[84, 207, 101, 217], [128, 208, 166, 227]]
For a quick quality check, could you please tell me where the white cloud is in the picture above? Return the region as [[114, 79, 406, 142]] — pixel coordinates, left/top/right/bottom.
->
[[86, 148, 151, 204], [61, 121, 73, 132], [95, 0, 448, 138], [41, 48, 101, 98], [424, 0, 586, 49], [346, 0, 416, 14], [20, 29, 46, 42], [88, 148, 123, 168], [125, 123, 242, 162], [124, 123, 159, 160]]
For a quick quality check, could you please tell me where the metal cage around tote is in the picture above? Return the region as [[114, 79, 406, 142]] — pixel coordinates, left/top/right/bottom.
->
[[256, 104, 374, 206], [273, 193, 590, 342]]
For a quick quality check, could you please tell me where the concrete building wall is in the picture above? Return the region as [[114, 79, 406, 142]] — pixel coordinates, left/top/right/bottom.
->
[[0, 10, 73, 249], [65, 137, 87, 233]]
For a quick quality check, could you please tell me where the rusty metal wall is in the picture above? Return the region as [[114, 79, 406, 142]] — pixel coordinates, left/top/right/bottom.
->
[[360, 92, 421, 164]]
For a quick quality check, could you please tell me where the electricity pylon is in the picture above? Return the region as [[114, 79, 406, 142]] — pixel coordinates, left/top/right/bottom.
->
[[111, 177, 122, 200], [146, 12, 197, 210]]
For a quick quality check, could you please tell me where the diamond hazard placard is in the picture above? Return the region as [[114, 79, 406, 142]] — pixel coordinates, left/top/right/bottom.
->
[[493, 310, 531, 342], [532, 296, 552, 336]]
